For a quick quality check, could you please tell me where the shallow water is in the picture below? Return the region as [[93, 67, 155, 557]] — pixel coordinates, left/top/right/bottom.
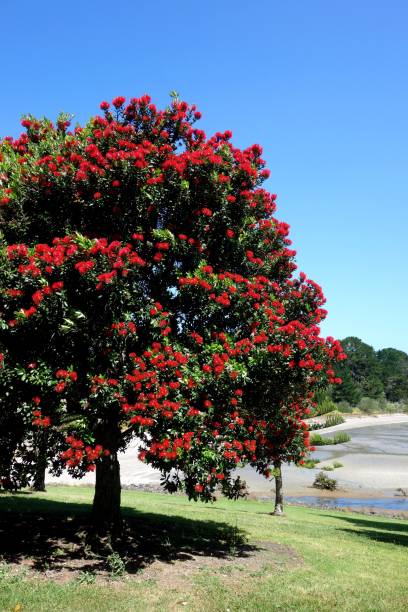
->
[[286, 495, 408, 511]]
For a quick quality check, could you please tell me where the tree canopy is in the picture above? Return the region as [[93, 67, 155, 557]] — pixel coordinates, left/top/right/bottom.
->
[[0, 95, 345, 532]]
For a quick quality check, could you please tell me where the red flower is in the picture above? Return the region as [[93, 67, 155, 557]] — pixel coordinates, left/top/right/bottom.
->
[[218, 174, 230, 184], [155, 242, 170, 250], [75, 260, 95, 275], [112, 96, 126, 108]]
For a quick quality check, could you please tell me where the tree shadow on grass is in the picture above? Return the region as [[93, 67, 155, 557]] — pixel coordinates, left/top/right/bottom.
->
[[327, 514, 408, 548], [0, 493, 255, 576]]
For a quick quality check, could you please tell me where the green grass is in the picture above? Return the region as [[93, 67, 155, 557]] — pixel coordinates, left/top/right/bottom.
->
[[301, 458, 320, 469], [1, 486, 408, 611], [310, 432, 351, 446], [324, 411, 345, 428]]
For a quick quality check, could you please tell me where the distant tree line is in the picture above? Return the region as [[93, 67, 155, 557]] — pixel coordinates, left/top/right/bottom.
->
[[331, 337, 408, 407]]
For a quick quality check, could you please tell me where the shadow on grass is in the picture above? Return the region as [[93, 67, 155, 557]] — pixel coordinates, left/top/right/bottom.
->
[[327, 514, 408, 548], [0, 493, 255, 575]]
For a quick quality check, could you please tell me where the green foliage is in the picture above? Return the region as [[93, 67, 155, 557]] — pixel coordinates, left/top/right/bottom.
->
[[333, 432, 351, 444], [356, 395, 407, 414], [106, 552, 126, 577], [312, 397, 337, 417], [313, 471, 337, 490], [324, 412, 345, 427], [76, 570, 96, 584], [310, 432, 351, 446], [332, 461, 343, 469], [333, 337, 408, 406], [301, 458, 320, 469], [358, 396, 382, 414], [377, 348, 408, 402], [309, 433, 332, 446], [337, 400, 353, 413]]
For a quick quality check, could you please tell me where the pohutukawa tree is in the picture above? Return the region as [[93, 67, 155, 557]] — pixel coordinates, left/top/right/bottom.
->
[[0, 94, 345, 533]]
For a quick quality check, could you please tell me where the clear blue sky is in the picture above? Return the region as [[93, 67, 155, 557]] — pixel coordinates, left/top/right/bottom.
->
[[1, 1, 407, 352]]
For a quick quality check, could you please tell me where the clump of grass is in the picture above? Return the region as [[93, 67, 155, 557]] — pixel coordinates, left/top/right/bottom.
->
[[333, 432, 351, 444], [313, 471, 337, 490], [324, 412, 345, 427], [310, 432, 351, 446], [309, 433, 333, 446], [310, 398, 337, 417], [321, 465, 335, 472], [301, 459, 320, 469], [332, 461, 344, 469]]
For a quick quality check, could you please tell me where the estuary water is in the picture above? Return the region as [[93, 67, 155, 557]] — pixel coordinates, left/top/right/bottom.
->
[[285, 496, 408, 511]]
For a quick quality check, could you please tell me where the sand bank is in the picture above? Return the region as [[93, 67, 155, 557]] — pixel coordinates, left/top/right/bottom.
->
[[46, 413, 408, 499]]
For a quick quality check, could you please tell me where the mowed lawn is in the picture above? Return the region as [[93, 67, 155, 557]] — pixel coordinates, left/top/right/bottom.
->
[[1, 487, 408, 611]]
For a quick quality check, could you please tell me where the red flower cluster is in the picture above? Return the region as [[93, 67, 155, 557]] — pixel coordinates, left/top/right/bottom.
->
[[61, 436, 110, 470]]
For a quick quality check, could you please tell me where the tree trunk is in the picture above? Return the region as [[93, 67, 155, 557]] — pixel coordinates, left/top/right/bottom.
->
[[91, 447, 122, 538], [272, 460, 284, 516], [31, 435, 47, 492], [32, 460, 46, 492]]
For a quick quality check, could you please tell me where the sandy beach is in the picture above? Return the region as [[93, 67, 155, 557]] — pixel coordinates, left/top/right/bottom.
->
[[46, 413, 408, 499]]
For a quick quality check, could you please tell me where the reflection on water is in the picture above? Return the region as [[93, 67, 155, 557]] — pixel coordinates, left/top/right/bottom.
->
[[286, 496, 408, 511]]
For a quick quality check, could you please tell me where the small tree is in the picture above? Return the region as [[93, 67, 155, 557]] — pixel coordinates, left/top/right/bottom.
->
[[0, 95, 345, 536]]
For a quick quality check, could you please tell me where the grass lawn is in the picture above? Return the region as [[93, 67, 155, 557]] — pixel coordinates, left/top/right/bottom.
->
[[1, 486, 408, 611]]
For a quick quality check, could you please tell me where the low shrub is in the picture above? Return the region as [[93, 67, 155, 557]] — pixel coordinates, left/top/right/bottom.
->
[[106, 552, 126, 577], [324, 412, 345, 427], [313, 471, 337, 490], [358, 397, 380, 414], [337, 401, 353, 413], [332, 461, 344, 469]]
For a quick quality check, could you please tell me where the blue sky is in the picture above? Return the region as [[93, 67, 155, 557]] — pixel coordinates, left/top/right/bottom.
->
[[1, 1, 407, 351]]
